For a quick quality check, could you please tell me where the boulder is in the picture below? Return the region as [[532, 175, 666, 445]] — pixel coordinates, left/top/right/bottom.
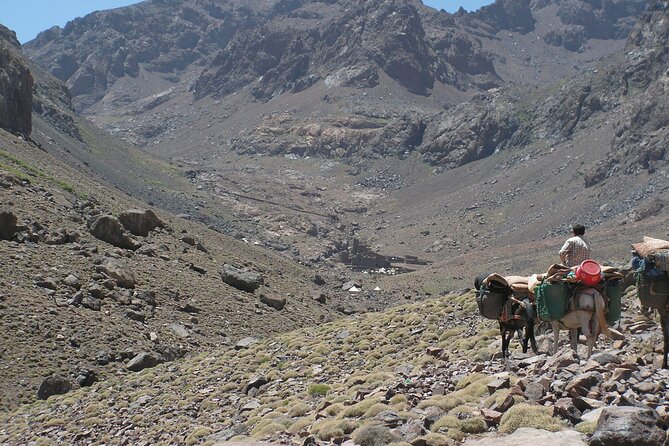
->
[[0, 209, 18, 240], [37, 374, 72, 400], [96, 258, 136, 289], [63, 274, 81, 289], [259, 293, 286, 310], [118, 209, 164, 236], [312, 292, 327, 304], [221, 264, 263, 293], [487, 376, 510, 395], [553, 398, 582, 424], [565, 372, 603, 397], [235, 337, 258, 350], [89, 215, 140, 250], [126, 352, 162, 372], [76, 369, 97, 387], [589, 406, 665, 446], [81, 295, 101, 311], [543, 348, 579, 371], [244, 374, 269, 394]]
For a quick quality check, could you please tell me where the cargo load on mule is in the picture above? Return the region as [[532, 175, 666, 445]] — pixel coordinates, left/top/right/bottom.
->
[[631, 236, 669, 369], [474, 273, 511, 320], [632, 236, 669, 309], [474, 274, 538, 357], [532, 261, 623, 324]]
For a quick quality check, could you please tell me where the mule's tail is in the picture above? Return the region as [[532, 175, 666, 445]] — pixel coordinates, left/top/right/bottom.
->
[[595, 292, 611, 339]]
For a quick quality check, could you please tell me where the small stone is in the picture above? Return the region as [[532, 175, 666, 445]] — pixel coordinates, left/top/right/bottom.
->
[[63, 274, 80, 289], [487, 376, 510, 395], [481, 408, 503, 425], [553, 398, 582, 424], [259, 292, 286, 310]]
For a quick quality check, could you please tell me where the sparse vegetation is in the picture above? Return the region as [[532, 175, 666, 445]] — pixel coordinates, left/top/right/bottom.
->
[[308, 383, 331, 396], [499, 404, 566, 433]]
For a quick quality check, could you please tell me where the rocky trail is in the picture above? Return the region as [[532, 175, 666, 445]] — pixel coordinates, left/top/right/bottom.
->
[[2, 286, 669, 445]]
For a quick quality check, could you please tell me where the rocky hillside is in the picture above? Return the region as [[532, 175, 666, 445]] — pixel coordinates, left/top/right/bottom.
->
[[2, 287, 669, 445], [0, 128, 364, 409], [0, 26, 369, 410]]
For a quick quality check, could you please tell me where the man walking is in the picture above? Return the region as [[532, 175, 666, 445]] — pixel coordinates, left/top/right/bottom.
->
[[559, 224, 591, 267]]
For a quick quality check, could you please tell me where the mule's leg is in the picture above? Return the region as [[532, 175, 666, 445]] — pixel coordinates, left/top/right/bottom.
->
[[516, 328, 525, 352], [551, 321, 560, 355], [661, 310, 669, 369], [569, 328, 578, 352], [528, 321, 539, 354], [500, 322, 509, 358], [503, 328, 515, 358], [586, 334, 594, 358], [521, 325, 529, 353]]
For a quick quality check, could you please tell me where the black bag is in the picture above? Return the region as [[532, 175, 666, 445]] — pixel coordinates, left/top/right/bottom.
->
[[476, 281, 510, 319], [636, 271, 669, 309]]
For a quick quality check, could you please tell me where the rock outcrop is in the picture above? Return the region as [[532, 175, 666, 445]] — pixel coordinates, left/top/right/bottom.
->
[[0, 209, 18, 240], [89, 215, 140, 250], [420, 92, 518, 167], [118, 209, 164, 236], [0, 25, 33, 134], [584, 1, 669, 185], [221, 264, 263, 293], [590, 406, 666, 446]]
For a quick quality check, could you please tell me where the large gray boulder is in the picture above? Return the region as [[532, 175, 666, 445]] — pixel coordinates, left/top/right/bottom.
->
[[0, 209, 18, 240], [221, 264, 263, 293], [96, 258, 136, 289], [118, 209, 164, 236], [126, 352, 161, 372], [589, 406, 665, 446], [89, 215, 140, 250], [37, 374, 72, 400]]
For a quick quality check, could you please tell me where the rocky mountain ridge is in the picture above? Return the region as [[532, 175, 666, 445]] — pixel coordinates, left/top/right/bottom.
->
[[0, 25, 32, 134], [22, 0, 648, 168]]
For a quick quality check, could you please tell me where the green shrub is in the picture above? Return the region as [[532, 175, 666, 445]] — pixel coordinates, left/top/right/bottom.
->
[[287, 416, 314, 434], [313, 418, 358, 440], [499, 404, 565, 433], [412, 433, 454, 446], [575, 420, 596, 435], [417, 395, 465, 412], [288, 402, 311, 418], [308, 384, 331, 396], [352, 424, 401, 446], [185, 427, 213, 445], [342, 398, 382, 418]]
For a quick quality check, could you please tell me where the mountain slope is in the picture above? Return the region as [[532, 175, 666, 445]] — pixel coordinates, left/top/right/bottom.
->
[[0, 26, 360, 410]]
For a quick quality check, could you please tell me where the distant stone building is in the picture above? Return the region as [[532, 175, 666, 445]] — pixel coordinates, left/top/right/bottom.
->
[[342, 238, 429, 270]]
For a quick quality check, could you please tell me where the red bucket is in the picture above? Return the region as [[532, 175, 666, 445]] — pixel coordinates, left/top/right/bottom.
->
[[576, 260, 602, 286]]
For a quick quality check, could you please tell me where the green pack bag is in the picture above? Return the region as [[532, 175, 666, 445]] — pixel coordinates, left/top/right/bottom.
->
[[535, 281, 570, 322], [605, 279, 622, 324]]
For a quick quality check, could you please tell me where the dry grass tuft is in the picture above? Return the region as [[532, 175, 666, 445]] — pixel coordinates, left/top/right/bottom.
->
[[499, 403, 566, 433]]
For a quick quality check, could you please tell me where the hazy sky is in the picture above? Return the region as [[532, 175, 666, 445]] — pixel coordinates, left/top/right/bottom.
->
[[1, 0, 494, 44]]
